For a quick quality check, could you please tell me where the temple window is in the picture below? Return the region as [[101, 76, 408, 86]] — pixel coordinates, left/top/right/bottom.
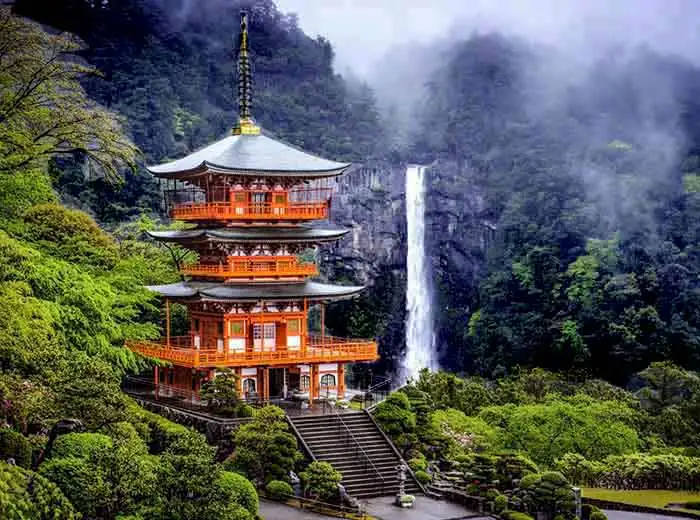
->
[[301, 375, 310, 390], [230, 320, 245, 336], [243, 378, 256, 394], [320, 374, 336, 387]]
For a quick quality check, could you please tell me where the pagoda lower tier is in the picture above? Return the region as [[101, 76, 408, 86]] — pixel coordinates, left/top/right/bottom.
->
[[149, 363, 350, 402], [125, 280, 377, 401]]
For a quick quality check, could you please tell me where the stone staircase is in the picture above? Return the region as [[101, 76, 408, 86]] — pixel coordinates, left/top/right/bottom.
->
[[289, 411, 422, 499]]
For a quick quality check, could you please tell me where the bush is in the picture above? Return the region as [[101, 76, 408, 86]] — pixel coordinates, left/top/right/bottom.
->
[[266, 480, 294, 500], [138, 409, 211, 456], [0, 429, 32, 468], [430, 408, 502, 456], [51, 432, 112, 460], [408, 457, 428, 472], [300, 461, 342, 502], [582, 504, 602, 520], [211, 471, 259, 517], [494, 493, 508, 513], [502, 512, 535, 520], [414, 470, 431, 484], [1, 461, 78, 519], [558, 452, 700, 490], [590, 512, 607, 520], [232, 405, 302, 485]]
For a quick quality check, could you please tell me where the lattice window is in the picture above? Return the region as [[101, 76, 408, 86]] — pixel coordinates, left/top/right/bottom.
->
[[230, 320, 245, 336], [252, 323, 275, 339], [287, 318, 300, 334], [300, 375, 310, 390], [320, 374, 336, 387]]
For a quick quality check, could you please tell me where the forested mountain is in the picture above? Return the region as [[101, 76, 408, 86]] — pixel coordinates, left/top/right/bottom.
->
[[13, 0, 385, 222], [409, 33, 700, 382]]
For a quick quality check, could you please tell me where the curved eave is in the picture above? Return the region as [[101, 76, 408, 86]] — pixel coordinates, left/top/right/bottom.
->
[[146, 281, 364, 302], [147, 162, 351, 180], [146, 227, 349, 245]]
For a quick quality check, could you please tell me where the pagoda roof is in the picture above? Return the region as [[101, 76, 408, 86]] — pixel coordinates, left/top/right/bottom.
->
[[147, 280, 364, 302], [147, 132, 350, 179], [147, 226, 348, 245]]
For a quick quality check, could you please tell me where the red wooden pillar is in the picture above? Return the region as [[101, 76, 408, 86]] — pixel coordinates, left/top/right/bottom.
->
[[263, 367, 270, 401], [310, 364, 319, 402], [154, 365, 160, 399], [165, 298, 171, 346], [337, 364, 345, 399]]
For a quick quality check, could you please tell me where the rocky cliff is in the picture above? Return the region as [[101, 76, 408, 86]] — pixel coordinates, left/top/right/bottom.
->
[[324, 160, 494, 375]]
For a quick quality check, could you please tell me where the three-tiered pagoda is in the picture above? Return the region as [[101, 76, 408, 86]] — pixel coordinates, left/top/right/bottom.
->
[[126, 13, 378, 401]]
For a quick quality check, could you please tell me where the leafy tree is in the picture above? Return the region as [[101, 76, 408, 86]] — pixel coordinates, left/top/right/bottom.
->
[[230, 405, 302, 485], [478, 395, 640, 466], [300, 461, 342, 502], [200, 368, 242, 414], [0, 7, 138, 181], [0, 460, 78, 519]]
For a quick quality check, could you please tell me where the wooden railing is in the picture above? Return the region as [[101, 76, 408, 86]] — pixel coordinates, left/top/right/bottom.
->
[[171, 201, 329, 221], [182, 256, 318, 279], [125, 334, 379, 368]]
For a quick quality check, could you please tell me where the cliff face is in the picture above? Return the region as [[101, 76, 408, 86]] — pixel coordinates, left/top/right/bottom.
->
[[325, 160, 494, 374]]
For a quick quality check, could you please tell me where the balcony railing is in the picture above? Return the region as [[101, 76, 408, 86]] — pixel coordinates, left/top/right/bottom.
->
[[125, 334, 379, 368], [182, 256, 318, 279], [171, 201, 329, 222]]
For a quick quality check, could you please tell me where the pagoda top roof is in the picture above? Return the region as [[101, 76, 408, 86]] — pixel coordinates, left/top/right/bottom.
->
[[147, 132, 351, 179], [147, 280, 364, 302], [147, 226, 349, 245]]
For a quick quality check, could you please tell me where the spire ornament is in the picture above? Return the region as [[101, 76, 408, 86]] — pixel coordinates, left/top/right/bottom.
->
[[233, 11, 260, 135]]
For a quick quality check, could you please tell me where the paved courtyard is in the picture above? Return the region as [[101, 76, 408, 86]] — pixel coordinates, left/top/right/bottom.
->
[[259, 496, 486, 520], [362, 495, 486, 520], [259, 499, 336, 519]]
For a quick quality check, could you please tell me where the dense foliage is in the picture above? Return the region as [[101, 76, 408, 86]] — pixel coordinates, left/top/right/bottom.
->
[[229, 405, 303, 486], [405, 32, 700, 381], [374, 365, 700, 507], [0, 8, 260, 518], [300, 461, 343, 502]]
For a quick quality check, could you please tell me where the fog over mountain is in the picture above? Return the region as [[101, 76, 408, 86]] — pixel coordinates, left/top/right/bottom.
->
[[276, 0, 700, 77]]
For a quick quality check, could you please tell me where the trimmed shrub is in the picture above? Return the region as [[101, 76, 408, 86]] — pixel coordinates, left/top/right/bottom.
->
[[408, 457, 428, 472], [590, 512, 607, 520], [0, 429, 32, 468], [582, 503, 603, 520], [51, 433, 112, 460], [211, 471, 259, 517], [414, 470, 431, 485], [266, 480, 294, 500], [494, 493, 508, 513], [683, 502, 700, 511], [503, 512, 535, 520], [300, 461, 342, 502]]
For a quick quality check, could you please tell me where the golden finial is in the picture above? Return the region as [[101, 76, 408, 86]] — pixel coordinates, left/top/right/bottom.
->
[[233, 11, 260, 135]]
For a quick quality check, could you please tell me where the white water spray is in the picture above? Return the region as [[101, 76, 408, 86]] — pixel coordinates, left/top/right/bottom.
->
[[401, 165, 437, 383]]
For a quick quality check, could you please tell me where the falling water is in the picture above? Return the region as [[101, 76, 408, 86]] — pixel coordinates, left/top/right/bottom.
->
[[401, 165, 437, 383]]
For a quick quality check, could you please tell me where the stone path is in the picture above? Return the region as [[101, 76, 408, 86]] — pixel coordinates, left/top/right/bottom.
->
[[362, 495, 486, 520], [259, 499, 336, 520]]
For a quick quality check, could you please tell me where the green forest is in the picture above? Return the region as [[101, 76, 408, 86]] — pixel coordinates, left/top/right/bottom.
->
[[3, 0, 700, 518]]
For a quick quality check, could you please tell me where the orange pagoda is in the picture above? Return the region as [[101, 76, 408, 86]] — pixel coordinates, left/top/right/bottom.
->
[[125, 13, 378, 401]]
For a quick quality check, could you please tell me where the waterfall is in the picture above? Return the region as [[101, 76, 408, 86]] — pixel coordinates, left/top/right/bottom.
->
[[401, 165, 437, 383]]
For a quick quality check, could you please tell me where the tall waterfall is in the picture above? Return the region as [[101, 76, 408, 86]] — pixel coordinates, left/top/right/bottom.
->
[[401, 165, 437, 383]]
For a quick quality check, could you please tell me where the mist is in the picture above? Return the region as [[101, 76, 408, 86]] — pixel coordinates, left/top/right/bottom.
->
[[273, 0, 700, 241]]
